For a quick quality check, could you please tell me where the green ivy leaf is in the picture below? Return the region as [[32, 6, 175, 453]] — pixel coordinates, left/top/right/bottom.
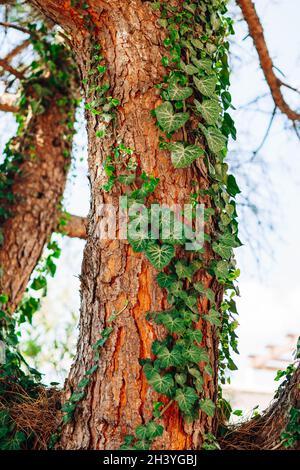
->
[[199, 124, 227, 153], [157, 313, 186, 335], [195, 98, 221, 125], [227, 174, 241, 196], [212, 242, 232, 260], [191, 57, 213, 74], [175, 261, 194, 281], [156, 272, 177, 288], [194, 282, 215, 304], [204, 308, 222, 327], [155, 101, 189, 133], [200, 398, 215, 417], [193, 75, 217, 97], [145, 243, 175, 270], [169, 143, 204, 169], [183, 344, 209, 364], [145, 367, 174, 395], [214, 260, 229, 279], [175, 386, 198, 414], [168, 82, 193, 101], [156, 345, 182, 367]]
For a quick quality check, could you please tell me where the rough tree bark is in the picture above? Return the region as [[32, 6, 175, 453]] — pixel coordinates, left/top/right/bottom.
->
[[30, 0, 222, 450], [0, 78, 77, 313]]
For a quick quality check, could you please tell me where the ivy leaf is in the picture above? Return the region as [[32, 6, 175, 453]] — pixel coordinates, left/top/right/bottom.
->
[[183, 344, 209, 364], [155, 101, 189, 133], [204, 308, 222, 327], [175, 386, 198, 414], [194, 98, 221, 125], [214, 260, 229, 279], [145, 367, 174, 395], [156, 272, 177, 288], [191, 57, 213, 74], [156, 345, 182, 368], [185, 329, 203, 344], [200, 398, 215, 417], [168, 82, 193, 101], [199, 124, 227, 153], [193, 75, 217, 97], [212, 242, 232, 260], [145, 243, 175, 270], [194, 282, 215, 304], [169, 142, 204, 169], [157, 313, 186, 335], [175, 261, 194, 281], [227, 174, 241, 196]]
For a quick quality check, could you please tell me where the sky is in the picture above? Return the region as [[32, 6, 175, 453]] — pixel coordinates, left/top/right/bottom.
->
[[0, 0, 299, 412]]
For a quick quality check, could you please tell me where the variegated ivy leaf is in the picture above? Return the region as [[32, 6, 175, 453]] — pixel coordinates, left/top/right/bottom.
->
[[193, 75, 217, 97], [145, 368, 174, 396], [145, 242, 175, 270], [183, 344, 209, 364], [199, 123, 227, 153], [156, 345, 182, 368], [169, 142, 204, 169], [175, 386, 198, 415], [168, 81, 193, 101], [157, 313, 186, 335], [214, 260, 229, 279], [191, 57, 213, 74], [155, 101, 189, 133], [203, 308, 222, 327], [195, 285, 215, 305], [200, 398, 215, 417], [180, 61, 199, 75], [194, 98, 222, 125], [212, 242, 232, 260]]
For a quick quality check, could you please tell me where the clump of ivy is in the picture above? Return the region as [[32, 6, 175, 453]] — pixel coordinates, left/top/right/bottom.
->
[[0, 23, 78, 449]]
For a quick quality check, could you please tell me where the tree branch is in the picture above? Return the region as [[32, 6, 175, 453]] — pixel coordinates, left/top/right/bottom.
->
[[0, 58, 24, 79], [0, 92, 19, 112], [236, 0, 300, 121], [221, 363, 300, 450], [58, 214, 87, 239]]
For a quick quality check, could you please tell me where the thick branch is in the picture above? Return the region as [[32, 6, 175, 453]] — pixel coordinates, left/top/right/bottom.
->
[[58, 214, 87, 239], [0, 58, 24, 79], [0, 92, 18, 112], [221, 364, 300, 450], [237, 0, 300, 121]]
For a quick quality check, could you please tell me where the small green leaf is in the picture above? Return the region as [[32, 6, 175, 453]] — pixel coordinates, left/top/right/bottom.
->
[[175, 387, 198, 414], [145, 243, 175, 270], [199, 124, 227, 153], [203, 308, 222, 327], [195, 98, 221, 125], [227, 174, 241, 196], [169, 143, 204, 169], [200, 398, 215, 417], [183, 344, 209, 364], [168, 82, 193, 101], [155, 102, 189, 133], [194, 75, 217, 97]]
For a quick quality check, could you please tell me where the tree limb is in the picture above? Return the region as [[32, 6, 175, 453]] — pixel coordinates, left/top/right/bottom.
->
[[221, 363, 300, 450], [236, 0, 300, 122], [0, 58, 24, 79], [58, 214, 87, 239], [0, 92, 19, 112]]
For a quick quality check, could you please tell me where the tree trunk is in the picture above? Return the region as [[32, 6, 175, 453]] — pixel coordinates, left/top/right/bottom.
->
[[27, 0, 220, 450], [0, 67, 77, 313]]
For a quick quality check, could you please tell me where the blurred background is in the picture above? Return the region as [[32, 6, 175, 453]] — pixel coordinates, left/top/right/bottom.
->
[[0, 0, 299, 421]]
